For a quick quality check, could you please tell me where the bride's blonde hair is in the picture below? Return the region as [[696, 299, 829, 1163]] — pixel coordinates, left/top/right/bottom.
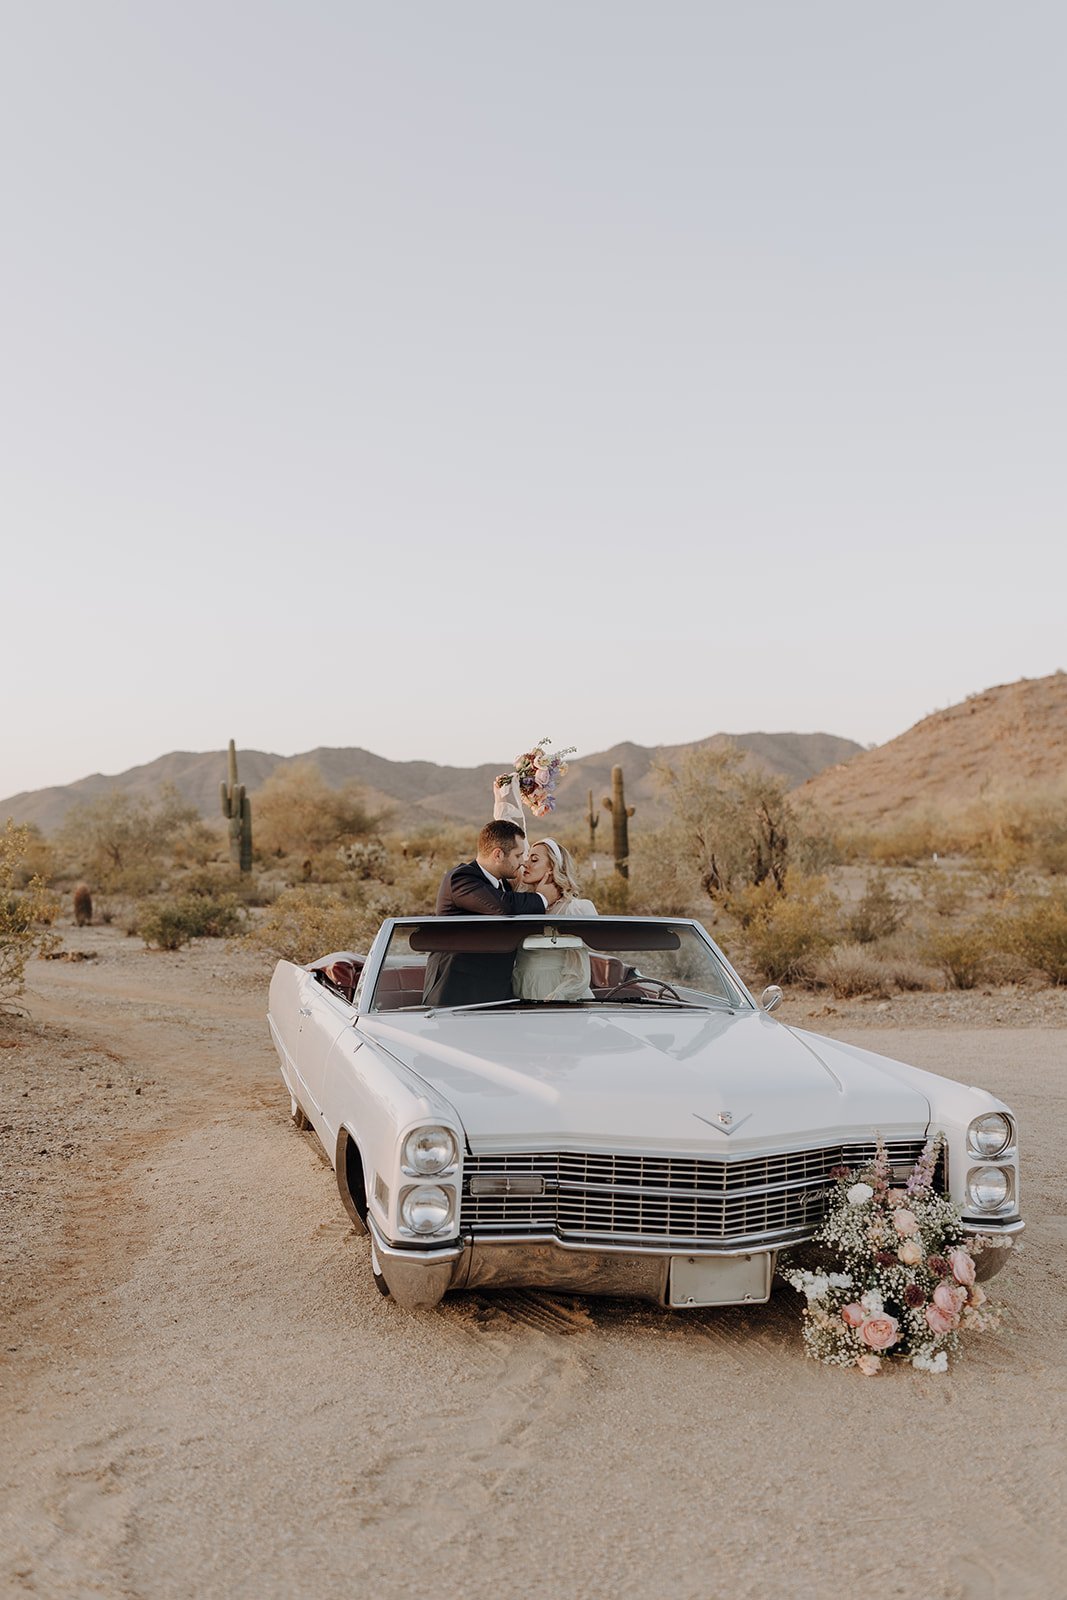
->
[[538, 838, 583, 901]]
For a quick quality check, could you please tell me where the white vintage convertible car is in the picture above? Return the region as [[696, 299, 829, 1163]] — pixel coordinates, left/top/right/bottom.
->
[[267, 916, 1023, 1310]]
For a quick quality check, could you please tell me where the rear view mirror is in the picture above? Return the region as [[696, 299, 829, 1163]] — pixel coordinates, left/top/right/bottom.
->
[[522, 933, 586, 950]]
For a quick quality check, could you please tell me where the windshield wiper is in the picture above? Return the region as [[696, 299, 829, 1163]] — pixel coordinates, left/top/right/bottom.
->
[[439, 997, 523, 1013], [603, 996, 733, 1011]]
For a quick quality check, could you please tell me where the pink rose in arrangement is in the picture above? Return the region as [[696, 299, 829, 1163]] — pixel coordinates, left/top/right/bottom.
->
[[925, 1303, 956, 1336], [898, 1240, 923, 1266], [949, 1249, 976, 1286], [893, 1208, 920, 1237], [860, 1315, 900, 1351], [841, 1303, 865, 1328], [933, 1281, 965, 1317], [534, 766, 551, 784], [856, 1354, 882, 1376]]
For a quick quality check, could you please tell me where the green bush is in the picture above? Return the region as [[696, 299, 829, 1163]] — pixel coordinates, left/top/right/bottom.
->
[[846, 871, 905, 944], [242, 889, 383, 965], [814, 944, 895, 999], [731, 874, 838, 985], [139, 893, 245, 951], [1001, 893, 1067, 984], [922, 924, 997, 990], [1, 823, 61, 1007]]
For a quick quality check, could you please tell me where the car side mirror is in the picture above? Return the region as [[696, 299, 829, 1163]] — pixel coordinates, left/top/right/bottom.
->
[[760, 985, 783, 1014]]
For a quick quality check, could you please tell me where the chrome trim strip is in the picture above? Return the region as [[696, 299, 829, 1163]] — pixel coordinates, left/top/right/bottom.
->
[[456, 1227, 810, 1258], [961, 1217, 1025, 1236], [367, 1214, 464, 1264]]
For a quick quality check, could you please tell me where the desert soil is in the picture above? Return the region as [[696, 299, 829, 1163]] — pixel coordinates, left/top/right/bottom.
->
[[1, 925, 1064, 1600]]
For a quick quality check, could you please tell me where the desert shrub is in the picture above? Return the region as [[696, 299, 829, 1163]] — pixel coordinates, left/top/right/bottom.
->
[[58, 784, 201, 894], [729, 874, 838, 985], [878, 955, 941, 992], [914, 865, 973, 918], [861, 811, 945, 866], [1000, 892, 1067, 984], [1, 822, 61, 1007], [845, 871, 905, 944], [242, 889, 385, 965], [583, 871, 631, 915], [922, 924, 999, 990], [254, 763, 381, 859], [139, 893, 245, 951], [654, 745, 805, 903], [8, 824, 57, 888], [338, 837, 390, 879], [813, 944, 895, 999]]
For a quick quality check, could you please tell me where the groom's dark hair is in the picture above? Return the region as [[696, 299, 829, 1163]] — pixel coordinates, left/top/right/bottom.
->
[[478, 820, 525, 855]]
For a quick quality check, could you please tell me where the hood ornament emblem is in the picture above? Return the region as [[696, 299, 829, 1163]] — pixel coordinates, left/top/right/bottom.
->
[[693, 1110, 753, 1138]]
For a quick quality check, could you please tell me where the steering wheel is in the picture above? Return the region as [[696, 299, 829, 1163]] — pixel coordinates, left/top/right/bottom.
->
[[603, 978, 683, 1003]]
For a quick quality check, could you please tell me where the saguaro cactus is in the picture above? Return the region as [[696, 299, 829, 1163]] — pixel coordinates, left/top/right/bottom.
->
[[586, 789, 600, 857], [602, 765, 635, 879], [220, 739, 253, 873]]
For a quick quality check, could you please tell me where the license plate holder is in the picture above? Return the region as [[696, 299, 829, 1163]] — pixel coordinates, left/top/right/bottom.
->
[[668, 1252, 772, 1307]]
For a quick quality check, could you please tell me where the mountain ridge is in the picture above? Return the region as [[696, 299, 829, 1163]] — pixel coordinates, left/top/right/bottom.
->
[[1, 731, 864, 835]]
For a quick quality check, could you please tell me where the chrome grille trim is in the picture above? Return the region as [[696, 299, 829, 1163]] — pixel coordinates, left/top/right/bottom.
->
[[461, 1139, 940, 1248]]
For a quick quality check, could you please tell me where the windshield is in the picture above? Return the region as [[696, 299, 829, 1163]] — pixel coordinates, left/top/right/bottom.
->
[[367, 919, 751, 1013]]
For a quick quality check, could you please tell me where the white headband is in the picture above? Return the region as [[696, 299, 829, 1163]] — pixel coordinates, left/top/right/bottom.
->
[[540, 838, 563, 869]]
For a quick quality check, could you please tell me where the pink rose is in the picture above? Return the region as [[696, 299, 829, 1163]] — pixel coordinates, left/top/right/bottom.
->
[[534, 766, 551, 785], [925, 1303, 956, 1335], [898, 1240, 922, 1266], [933, 1281, 965, 1317], [893, 1208, 920, 1237], [841, 1303, 865, 1328], [856, 1354, 882, 1376], [949, 1248, 976, 1286], [860, 1315, 900, 1351]]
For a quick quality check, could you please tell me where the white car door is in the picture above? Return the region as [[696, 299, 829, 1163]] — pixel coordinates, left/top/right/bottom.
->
[[295, 973, 352, 1127]]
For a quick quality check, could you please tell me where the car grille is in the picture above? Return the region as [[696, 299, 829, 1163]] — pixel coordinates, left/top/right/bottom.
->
[[461, 1139, 942, 1249]]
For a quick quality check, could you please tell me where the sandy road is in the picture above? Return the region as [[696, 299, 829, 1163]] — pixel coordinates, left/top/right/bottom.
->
[[1, 932, 1064, 1600]]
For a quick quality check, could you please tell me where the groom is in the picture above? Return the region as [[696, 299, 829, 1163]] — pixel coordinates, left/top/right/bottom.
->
[[422, 820, 555, 1006]]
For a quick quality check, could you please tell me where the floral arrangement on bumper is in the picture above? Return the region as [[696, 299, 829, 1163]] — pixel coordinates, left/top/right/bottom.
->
[[495, 737, 576, 818], [785, 1134, 1009, 1376]]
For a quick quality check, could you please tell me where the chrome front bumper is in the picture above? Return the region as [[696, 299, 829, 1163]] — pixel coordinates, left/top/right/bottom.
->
[[367, 1217, 778, 1309]]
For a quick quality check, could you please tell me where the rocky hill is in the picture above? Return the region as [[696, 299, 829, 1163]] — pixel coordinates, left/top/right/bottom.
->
[[795, 673, 1067, 829], [1, 730, 864, 836]]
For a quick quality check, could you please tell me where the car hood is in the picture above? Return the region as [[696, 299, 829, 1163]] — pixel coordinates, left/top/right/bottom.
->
[[358, 1008, 931, 1154]]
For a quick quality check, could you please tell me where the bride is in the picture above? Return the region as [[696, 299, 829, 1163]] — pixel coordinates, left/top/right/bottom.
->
[[514, 838, 598, 1002], [493, 771, 598, 1001]]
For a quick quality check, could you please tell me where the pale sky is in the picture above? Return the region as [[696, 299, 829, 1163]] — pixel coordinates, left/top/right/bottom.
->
[[2, 2, 1064, 800]]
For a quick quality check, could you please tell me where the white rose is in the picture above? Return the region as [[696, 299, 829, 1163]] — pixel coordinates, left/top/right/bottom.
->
[[847, 1182, 874, 1205]]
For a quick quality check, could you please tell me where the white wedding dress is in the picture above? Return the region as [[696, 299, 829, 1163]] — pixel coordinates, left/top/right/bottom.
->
[[512, 896, 599, 1002]]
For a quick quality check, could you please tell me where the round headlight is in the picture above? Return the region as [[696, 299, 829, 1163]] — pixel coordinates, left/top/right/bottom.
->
[[403, 1127, 458, 1175], [968, 1113, 1013, 1158], [967, 1166, 1012, 1210], [400, 1184, 453, 1234]]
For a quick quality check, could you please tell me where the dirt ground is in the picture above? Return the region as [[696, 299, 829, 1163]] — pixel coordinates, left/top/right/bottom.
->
[[1, 925, 1064, 1600]]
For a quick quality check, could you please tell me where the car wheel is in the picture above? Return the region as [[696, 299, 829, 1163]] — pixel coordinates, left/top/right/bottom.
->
[[290, 1093, 311, 1132], [369, 1239, 392, 1299]]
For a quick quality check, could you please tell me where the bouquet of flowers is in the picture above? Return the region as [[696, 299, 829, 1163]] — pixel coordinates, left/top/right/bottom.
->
[[784, 1134, 1010, 1376], [495, 737, 576, 818]]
